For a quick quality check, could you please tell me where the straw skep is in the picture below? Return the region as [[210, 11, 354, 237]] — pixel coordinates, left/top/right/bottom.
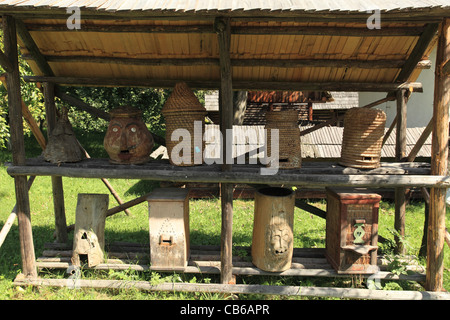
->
[[265, 109, 301, 169], [162, 82, 207, 166], [339, 107, 386, 169]]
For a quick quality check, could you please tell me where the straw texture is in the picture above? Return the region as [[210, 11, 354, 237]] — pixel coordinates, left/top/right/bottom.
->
[[339, 108, 386, 169], [162, 82, 207, 166], [265, 110, 301, 169]]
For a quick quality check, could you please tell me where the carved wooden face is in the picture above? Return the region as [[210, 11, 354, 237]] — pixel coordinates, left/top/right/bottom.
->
[[104, 116, 154, 164], [267, 221, 293, 257]]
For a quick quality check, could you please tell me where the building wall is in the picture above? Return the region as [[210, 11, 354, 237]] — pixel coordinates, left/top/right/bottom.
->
[[359, 48, 437, 128]]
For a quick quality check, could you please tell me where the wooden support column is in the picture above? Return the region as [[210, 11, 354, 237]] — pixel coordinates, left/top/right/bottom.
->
[[3, 15, 37, 278], [426, 18, 450, 292], [44, 82, 68, 243], [216, 17, 234, 284], [395, 89, 408, 254]]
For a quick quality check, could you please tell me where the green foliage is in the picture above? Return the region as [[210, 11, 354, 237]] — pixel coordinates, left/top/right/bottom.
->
[[61, 86, 170, 136], [0, 49, 46, 149], [0, 105, 9, 149]]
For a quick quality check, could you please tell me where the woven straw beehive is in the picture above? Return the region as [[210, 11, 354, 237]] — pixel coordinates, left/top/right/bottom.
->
[[265, 110, 301, 169], [162, 82, 207, 166], [339, 108, 386, 169]]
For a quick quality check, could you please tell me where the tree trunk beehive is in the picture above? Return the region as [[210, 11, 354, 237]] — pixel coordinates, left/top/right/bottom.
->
[[72, 194, 108, 267], [325, 188, 380, 274], [251, 187, 295, 272], [148, 188, 190, 270]]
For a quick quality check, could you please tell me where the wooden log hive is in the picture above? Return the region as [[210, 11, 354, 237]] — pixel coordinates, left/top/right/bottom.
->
[[72, 194, 108, 267], [339, 108, 386, 169], [252, 187, 295, 272], [162, 82, 207, 166]]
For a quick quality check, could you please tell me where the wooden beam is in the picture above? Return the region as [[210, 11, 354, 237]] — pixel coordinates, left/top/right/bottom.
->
[[0, 74, 46, 149], [426, 18, 450, 292], [395, 90, 408, 162], [22, 76, 424, 92], [0, 176, 35, 249], [15, 19, 54, 77], [23, 54, 430, 70], [3, 15, 37, 278], [0, 7, 447, 23], [7, 162, 450, 188], [0, 47, 14, 73], [395, 23, 439, 82], [24, 22, 425, 37], [216, 16, 234, 285], [43, 82, 68, 244], [394, 89, 408, 255], [443, 59, 450, 76], [406, 118, 433, 162], [382, 115, 397, 147], [13, 277, 450, 300]]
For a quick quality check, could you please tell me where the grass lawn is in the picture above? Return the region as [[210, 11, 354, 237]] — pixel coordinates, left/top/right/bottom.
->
[[0, 131, 449, 300]]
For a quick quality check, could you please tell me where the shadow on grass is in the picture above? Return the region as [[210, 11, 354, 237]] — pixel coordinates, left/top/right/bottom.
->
[[125, 180, 161, 197]]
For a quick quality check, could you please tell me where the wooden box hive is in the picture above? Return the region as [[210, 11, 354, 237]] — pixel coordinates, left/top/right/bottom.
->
[[148, 188, 190, 271], [325, 188, 380, 274]]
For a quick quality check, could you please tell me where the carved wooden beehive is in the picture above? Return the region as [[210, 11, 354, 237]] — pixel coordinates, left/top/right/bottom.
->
[[251, 187, 295, 272], [325, 188, 380, 274], [148, 188, 190, 270], [71, 194, 108, 267]]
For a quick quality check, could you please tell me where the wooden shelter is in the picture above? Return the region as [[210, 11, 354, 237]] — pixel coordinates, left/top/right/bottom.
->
[[1, 1, 450, 299]]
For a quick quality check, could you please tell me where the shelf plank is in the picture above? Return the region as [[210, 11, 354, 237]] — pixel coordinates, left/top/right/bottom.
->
[[6, 158, 447, 188]]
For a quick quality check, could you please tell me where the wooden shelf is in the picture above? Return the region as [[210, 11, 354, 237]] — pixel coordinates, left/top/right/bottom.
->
[[37, 242, 426, 282], [6, 158, 447, 188]]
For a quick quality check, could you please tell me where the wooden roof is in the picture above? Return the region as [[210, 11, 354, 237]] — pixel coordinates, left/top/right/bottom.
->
[[0, 1, 448, 90]]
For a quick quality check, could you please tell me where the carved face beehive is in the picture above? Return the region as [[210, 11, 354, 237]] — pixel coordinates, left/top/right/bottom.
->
[[325, 188, 380, 274], [104, 106, 154, 164], [251, 187, 295, 272], [148, 188, 190, 271]]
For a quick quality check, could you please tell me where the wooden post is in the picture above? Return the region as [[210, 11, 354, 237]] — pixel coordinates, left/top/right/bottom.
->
[[216, 17, 234, 284], [44, 82, 68, 243], [3, 15, 37, 278], [394, 89, 408, 254], [426, 18, 450, 292]]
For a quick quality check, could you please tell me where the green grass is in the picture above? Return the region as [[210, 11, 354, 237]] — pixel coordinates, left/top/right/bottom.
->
[[0, 132, 449, 299]]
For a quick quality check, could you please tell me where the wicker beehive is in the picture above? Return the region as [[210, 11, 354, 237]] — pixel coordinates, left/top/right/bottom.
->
[[265, 110, 301, 169], [339, 108, 386, 169], [162, 82, 207, 166], [43, 108, 85, 164]]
